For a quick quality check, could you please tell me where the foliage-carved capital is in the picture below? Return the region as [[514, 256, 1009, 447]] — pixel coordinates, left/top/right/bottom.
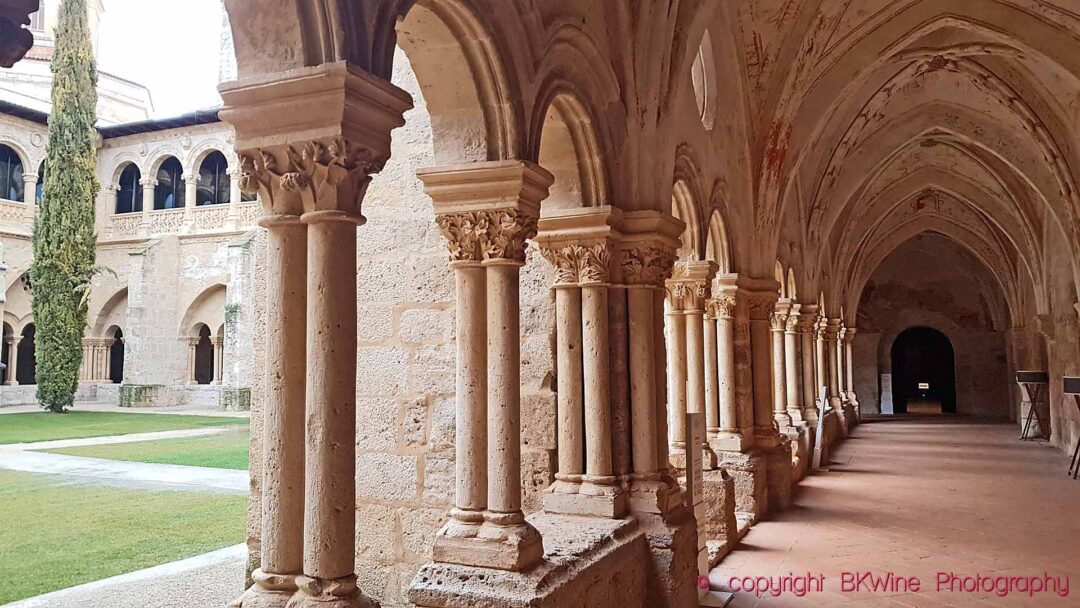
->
[[540, 243, 613, 285], [436, 209, 538, 264]]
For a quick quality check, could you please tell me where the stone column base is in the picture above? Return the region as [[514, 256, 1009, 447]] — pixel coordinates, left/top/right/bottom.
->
[[433, 519, 544, 572], [638, 511, 700, 608], [228, 570, 297, 608], [543, 488, 628, 518], [764, 440, 794, 513], [699, 469, 738, 565], [410, 515, 646, 608], [716, 450, 766, 524]]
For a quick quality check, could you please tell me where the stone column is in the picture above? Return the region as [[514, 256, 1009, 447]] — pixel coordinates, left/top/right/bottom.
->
[[140, 177, 155, 232], [183, 175, 198, 232], [227, 168, 242, 228], [79, 339, 90, 382], [222, 61, 414, 608], [102, 339, 113, 382], [5, 336, 17, 385], [824, 319, 844, 417], [745, 282, 792, 513], [421, 160, 551, 571], [668, 260, 718, 470], [784, 306, 803, 423], [228, 179, 308, 607], [212, 336, 224, 384], [618, 213, 682, 515], [815, 317, 827, 397], [536, 207, 626, 517], [709, 294, 742, 450], [22, 173, 36, 206], [770, 302, 791, 427], [665, 286, 688, 459], [798, 308, 820, 424], [186, 337, 198, 384]]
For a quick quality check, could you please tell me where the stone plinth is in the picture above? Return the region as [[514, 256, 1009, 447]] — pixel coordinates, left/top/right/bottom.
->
[[717, 449, 766, 524], [409, 514, 646, 608], [764, 440, 794, 513], [700, 469, 738, 565]]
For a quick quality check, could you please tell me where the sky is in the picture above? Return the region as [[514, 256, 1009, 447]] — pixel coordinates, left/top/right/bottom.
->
[[95, 0, 227, 118]]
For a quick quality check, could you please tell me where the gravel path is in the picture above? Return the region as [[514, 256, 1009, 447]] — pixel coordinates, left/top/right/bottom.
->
[[2, 545, 247, 608], [0, 427, 232, 453]]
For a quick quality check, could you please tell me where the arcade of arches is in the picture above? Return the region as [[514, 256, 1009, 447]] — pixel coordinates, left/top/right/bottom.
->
[[5, 0, 1080, 607]]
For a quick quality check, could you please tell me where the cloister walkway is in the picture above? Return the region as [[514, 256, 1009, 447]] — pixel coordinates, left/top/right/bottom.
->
[[710, 418, 1080, 607]]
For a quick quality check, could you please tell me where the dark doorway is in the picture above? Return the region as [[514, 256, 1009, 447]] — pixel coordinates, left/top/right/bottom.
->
[[109, 328, 125, 384], [17, 324, 36, 385], [891, 327, 956, 414], [194, 324, 214, 385]]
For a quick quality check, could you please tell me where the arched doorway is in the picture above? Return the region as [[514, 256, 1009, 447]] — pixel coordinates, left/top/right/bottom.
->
[[891, 327, 956, 415], [109, 328, 125, 384], [17, 324, 36, 385], [193, 324, 214, 385]]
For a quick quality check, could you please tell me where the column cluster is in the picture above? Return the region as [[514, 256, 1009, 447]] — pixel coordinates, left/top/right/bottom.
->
[[705, 293, 742, 451], [536, 207, 626, 518], [666, 259, 719, 470], [80, 337, 116, 382], [223, 62, 413, 608], [421, 161, 551, 572]]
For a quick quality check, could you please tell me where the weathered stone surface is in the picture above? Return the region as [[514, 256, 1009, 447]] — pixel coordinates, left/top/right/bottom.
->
[[718, 449, 766, 523]]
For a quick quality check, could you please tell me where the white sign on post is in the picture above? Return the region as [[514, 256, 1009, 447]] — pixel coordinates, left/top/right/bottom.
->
[[685, 411, 707, 578], [880, 374, 894, 415], [812, 387, 827, 471]]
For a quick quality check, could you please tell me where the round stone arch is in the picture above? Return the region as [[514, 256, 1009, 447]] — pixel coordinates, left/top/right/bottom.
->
[[0, 139, 31, 173], [672, 144, 707, 260], [179, 283, 227, 340], [107, 157, 145, 188], [146, 147, 186, 177], [92, 287, 129, 338], [187, 143, 235, 179], [396, 0, 523, 164], [705, 207, 733, 274], [530, 89, 608, 211]]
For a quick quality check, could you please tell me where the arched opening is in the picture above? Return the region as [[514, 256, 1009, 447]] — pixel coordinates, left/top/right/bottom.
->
[[35, 160, 45, 205], [154, 156, 185, 209], [1, 322, 11, 384], [193, 324, 214, 385], [115, 163, 143, 214], [536, 94, 602, 211], [891, 327, 956, 415], [0, 144, 25, 202], [109, 328, 124, 384], [17, 324, 36, 385], [196, 151, 230, 206]]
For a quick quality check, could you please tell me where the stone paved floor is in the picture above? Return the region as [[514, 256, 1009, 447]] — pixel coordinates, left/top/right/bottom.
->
[[709, 418, 1080, 607]]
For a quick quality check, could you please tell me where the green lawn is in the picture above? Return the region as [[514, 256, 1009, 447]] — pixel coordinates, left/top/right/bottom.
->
[[44, 427, 250, 469], [0, 410, 246, 445], [0, 469, 247, 603]]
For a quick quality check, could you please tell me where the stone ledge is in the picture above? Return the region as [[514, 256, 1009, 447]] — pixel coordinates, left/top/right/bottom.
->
[[408, 514, 647, 608]]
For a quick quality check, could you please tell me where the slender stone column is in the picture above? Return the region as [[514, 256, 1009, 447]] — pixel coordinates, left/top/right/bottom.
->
[[5, 336, 17, 385], [212, 336, 224, 384], [186, 338, 198, 384], [22, 173, 36, 206], [710, 295, 741, 449], [665, 291, 688, 457], [798, 307, 820, 424], [815, 317, 827, 397], [421, 161, 551, 571], [103, 339, 113, 382], [140, 177, 155, 232], [668, 259, 718, 469], [824, 319, 844, 416], [837, 326, 849, 406], [536, 208, 625, 516], [618, 213, 682, 515], [229, 207, 307, 608], [227, 168, 242, 228], [784, 307, 802, 423], [183, 175, 198, 231], [221, 61, 412, 608], [704, 301, 720, 433], [770, 303, 791, 427]]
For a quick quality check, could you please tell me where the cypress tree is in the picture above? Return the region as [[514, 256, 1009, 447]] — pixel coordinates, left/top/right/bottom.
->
[[31, 0, 99, 413]]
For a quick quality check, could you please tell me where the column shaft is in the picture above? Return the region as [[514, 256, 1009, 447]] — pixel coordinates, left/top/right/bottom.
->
[[582, 284, 613, 487], [451, 264, 487, 526], [485, 262, 522, 515], [784, 317, 802, 421], [7, 339, 19, 385], [800, 318, 818, 423], [717, 311, 738, 433], [554, 286, 584, 487], [628, 288, 658, 478], [704, 309, 719, 432], [770, 313, 790, 427], [666, 302, 688, 453]]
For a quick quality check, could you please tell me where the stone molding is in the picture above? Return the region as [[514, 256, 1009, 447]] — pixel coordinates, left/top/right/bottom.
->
[[534, 206, 623, 285], [616, 210, 684, 287]]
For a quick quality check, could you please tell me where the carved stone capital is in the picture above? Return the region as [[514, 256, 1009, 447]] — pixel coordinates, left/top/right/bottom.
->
[[785, 312, 801, 333], [842, 327, 858, 343], [745, 292, 779, 321], [540, 242, 613, 285], [823, 318, 843, 341], [436, 209, 538, 264], [796, 314, 819, 334], [621, 244, 677, 287], [238, 137, 379, 222], [769, 312, 789, 332], [706, 295, 736, 320]]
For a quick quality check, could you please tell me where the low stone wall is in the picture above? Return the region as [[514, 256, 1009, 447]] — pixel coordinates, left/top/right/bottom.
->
[[118, 383, 250, 410], [0, 382, 119, 407]]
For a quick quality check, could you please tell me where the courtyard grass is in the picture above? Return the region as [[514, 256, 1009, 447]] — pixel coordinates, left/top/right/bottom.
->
[[0, 410, 246, 445], [0, 469, 247, 604], [44, 426, 250, 469]]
